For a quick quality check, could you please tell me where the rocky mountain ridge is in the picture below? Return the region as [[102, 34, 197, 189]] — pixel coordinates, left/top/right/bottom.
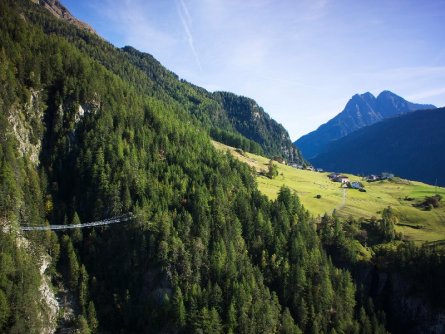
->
[[295, 90, 436, 159], [311, 107, 445, 186], [30, 0, 96, 34]]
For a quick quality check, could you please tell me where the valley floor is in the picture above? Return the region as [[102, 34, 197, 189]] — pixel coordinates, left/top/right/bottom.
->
[[213, 141, 445, 243]]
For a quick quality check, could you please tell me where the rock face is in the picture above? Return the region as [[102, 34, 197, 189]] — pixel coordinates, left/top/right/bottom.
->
[[295, 91, 436, 159], [32, 0, 96, 34], [39, 255, 59, 334], [8, 90, 44, 165]]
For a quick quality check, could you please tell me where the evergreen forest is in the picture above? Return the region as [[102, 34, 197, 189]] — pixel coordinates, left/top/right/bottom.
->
[[0, 1, 444, 333]]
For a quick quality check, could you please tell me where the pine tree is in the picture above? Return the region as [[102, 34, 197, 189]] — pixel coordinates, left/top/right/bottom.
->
[[173, 287, 186, 328], [87, 301, 99, 333], [281, 308, 301, 334], [0, 289, 10, 329]]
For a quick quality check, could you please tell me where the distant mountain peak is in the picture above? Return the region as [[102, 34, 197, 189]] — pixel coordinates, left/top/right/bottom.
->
[[311, 107, 445, 186], [378, 89, 392, 96], [295, 90, 436, 159], [376, 90, 404, 104], [361, 91, 375, 98], [376, 90, 411, 100]]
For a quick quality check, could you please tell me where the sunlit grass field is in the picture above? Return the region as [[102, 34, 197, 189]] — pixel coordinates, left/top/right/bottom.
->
[[213, 141, 445, 242]]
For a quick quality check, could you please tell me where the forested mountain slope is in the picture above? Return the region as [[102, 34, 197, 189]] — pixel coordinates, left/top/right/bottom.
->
[[0, 0, 382, 333], [295, 91, 435, 159], [312, 107, 445, 186], [121, 46, 304, 162], [24, 3, 304, 164], [213, 91, 302, 163]]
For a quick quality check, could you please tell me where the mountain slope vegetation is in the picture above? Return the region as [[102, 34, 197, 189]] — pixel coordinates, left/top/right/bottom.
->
[[121, 46, 304, 162], [295, 91, 435, 159], [213, 91, 302, 163], [214, 141, 445, 242], [312, 107, 445, 186], [216, 141, 445, 333], [0, 0, 381, 333], [25, 5, 303, 163]]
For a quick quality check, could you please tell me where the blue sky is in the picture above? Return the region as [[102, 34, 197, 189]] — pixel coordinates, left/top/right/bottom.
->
[[63, 0, 445, 140]]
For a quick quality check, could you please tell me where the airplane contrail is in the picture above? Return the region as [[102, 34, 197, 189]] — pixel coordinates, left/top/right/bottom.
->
[[177, 0, 202, 70]]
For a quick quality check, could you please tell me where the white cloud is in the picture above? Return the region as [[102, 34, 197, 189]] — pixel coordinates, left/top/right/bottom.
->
[[407, 87, 445, 102], [382, 66, 445, 80], [90, 0, 177, 54]]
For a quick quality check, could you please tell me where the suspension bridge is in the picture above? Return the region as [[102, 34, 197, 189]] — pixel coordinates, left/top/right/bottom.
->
[[21, 213, 136, 231]]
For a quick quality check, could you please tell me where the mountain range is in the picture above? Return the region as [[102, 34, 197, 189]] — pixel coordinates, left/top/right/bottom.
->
[[295, 91, 436, 159], [311, 107, 445, 186]]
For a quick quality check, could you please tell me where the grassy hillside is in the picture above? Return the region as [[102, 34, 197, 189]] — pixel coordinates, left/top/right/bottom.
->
[[214, 141, 445, 242]]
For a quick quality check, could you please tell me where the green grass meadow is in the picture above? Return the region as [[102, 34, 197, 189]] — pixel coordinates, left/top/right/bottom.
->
[[214, 141, 445, 242]]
